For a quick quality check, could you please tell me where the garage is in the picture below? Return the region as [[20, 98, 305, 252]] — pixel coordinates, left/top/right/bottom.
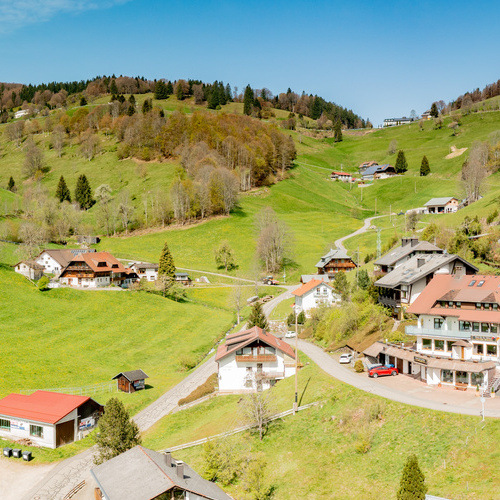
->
[[56, 420, 75, 447]]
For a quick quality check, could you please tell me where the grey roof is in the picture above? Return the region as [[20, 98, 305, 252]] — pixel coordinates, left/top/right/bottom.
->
[[175, 272, 190, 278], [424, 197, 458, 207], [374, 240, 443, 267], [91, 446, 231, 500], [375, 254, 478, 289], [301, 274, 333, 283], [130, 262, 159, 270], [112, 370, 149, 382], [362, 165, 379, 177], [315, 248, 351, 268]]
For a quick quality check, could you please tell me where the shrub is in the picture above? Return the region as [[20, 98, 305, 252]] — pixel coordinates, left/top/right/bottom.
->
[[38, 276, 50, 291], [178, 373, 217, 406], [177, 353, 199, 372], [355, 429, 372, 454], [487, 209, 498, 225], [354, 360, 364, 373]]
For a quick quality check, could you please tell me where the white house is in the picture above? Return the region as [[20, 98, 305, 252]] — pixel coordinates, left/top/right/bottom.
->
[[424, 197, 459, 214], [0, 391, 103, 449], [14, 109, 29, 119], [35, 249, 74, 276], [292, 279, 340, 316], [129, 262, 159, 282], [216, 326, 296, 393], [14, 260, 44, 280]]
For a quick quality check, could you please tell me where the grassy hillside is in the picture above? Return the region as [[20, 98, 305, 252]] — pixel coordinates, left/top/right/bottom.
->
[[143, 359, 500, 500]]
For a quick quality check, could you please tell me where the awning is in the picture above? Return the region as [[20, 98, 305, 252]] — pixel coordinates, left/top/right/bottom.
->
[[452, 340, 473, 348]]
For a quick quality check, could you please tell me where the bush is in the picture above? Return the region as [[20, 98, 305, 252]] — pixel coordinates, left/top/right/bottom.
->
[[37, 276, 50, 291], [117, 143, 130, 160], [177, 353, 200, 372], [487, 209, 498, 225], [354, 360, 364, 373], [355, 430, 372, 454], [178, 373, 217, 406]]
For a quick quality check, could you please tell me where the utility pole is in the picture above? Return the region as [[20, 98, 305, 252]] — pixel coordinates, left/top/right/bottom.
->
[[390, 204, 392, 223], [375, 198, 377, 217], [376, 228, 381, 259], [293, 304, 300, 414]]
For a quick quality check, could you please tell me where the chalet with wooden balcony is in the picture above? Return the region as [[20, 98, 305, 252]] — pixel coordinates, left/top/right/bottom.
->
[[59, 252, 137, 288], [216, 326, 296, 393], [316, 248, 356, 276]]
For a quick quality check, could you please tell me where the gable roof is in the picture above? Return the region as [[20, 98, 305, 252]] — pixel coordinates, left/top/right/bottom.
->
[[112, 370, 149, 382], [130, 262, 159, 270], [0, 391, 94, 424], [64, 252, 127, 274], [15, 260, 45, 270], [315, 248, 352, 268], [375, 253, 478, 289], [301, 274, 333, 284], [91, 446, 231, 500], [215, 326, 296, 362], [331, 171, 351, 176], [424, 197, 458, 206], [362, 164, 395, 177], [292, 279, 332, 297], [374, 239, 443, 267], [38, 249, 75, 267]]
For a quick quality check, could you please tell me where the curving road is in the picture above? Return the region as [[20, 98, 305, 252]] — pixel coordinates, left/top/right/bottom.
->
[[334, 214, 388, 253]]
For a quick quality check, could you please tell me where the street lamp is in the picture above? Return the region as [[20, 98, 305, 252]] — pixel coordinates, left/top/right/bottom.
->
[[293, 304, 301, 414]]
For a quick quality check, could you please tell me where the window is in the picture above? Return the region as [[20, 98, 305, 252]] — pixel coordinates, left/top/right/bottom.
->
[[456, 302, 461, 308], [440, 301, 446, 307], [477, 280, 485, 287], [446, 341, 454, 352], [434, 340, 445, 351], [471, 372, 484, 386], [473, 322, 480, 332], [487, 345, 497, 356], [422, 338, 432, 349], [481, 323, 489, 333], [441, 370, 454, 383], [491, 324, 498, 334], [473, 344, 484, 355], [459, 321, 471, 331], [448, 301, 453, 308], [493, 304, 498, 311], [468, 280, 476, 287], [0, 419, 10, 430], [434, 318, 444, 329], [476, 303, 482, 310], [236, 349, 243, 355], [30, 425, 43, 438], [456, 371, 469, 384]]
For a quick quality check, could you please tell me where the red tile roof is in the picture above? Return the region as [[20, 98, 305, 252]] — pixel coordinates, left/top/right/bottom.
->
[[215, 326, 296, 362], [292, 279, 330, 297], [0, 391, 91, 424], [66, 252, 127, 273], [408, 274, 500, 321], [332, 171, 351, 176]]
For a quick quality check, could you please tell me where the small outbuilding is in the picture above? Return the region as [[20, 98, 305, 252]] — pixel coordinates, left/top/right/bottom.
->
[[175, 272, 192, 286], [14, 260, 44, 280], [424, 197, 459, 214], [112, 370, 149, 393]]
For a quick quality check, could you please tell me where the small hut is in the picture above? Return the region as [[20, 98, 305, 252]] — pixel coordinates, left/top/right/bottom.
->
[[112, 370, 149, 393]]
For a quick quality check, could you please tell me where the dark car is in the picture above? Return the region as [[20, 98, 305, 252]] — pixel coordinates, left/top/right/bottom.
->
[[368, 365, 398, 378]]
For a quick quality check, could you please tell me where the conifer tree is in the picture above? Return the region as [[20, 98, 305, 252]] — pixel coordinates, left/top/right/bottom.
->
[[247, 302, 269, 330], [75, 174, 93, 210], [218, 81, 227, 105], [208, 82, 220, 109], [395, 150, 408, 174], [430, 102, 438, 118], [7, 176, 15, 192], [94, 398, 141, 465], [158, 241, 176, 279], [166, 81, 174, 96], [128, 94, 136, 106], [142, 99, 152, 114], [243, 85, 254, 115], [334, 121, 343, 142], [79, 96, 87, 106], [127, 104, 135, 116], [56, 175, 71, 203], [311, 97, 322, 120], [225, 83, 232, 103], [397, 454, 427, 500], [176, 82, 184, 101], [420, 155, 430, 176], [110, 79, 118, 95], [154, 80, 169, 100]]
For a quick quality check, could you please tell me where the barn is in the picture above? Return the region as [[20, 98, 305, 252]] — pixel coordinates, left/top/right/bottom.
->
[[112, 370, 149, 393]]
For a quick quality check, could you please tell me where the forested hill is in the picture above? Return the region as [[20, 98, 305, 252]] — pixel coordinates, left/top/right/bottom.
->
[[0, 75, 366, 128]]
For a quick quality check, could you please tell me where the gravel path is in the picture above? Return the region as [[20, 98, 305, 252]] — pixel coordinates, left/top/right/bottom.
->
[[334, 214, 388, 253]]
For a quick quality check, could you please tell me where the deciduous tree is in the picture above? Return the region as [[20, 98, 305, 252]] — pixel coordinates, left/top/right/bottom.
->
[[462, 141, 488, 203], [214, 241, 236, 271], [240, 388, 275, 440], [23, 136, 44, 178]]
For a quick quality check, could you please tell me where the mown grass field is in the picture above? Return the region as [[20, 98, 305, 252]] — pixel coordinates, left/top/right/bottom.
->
[[143, 359, 500, 500]]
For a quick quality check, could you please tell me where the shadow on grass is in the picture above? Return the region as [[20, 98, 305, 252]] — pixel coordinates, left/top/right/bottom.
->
[[298, 376, 311, 407]]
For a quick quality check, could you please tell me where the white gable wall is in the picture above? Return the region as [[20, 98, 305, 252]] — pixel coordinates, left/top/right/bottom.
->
[[36, 252, 65, 275], [295, 283, 340, 316]]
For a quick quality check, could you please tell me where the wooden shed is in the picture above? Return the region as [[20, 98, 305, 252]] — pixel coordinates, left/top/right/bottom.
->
[[112, 370, 149, 393]]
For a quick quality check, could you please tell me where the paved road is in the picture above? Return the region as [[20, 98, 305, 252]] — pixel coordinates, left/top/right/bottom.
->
[[262, 285, 299, 318], [334, 214, 388, 253], [293, 339, 500, 418]]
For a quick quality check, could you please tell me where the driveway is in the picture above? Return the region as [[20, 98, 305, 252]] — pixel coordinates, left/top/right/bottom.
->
[[292, 339, 500, 418]]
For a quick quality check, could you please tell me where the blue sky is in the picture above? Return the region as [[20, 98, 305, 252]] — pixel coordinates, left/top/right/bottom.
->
[[0, 0, 499, 125]]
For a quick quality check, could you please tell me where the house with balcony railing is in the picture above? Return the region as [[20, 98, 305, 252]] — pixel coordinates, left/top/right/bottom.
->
[[292, 279, 339, 316], [216, 326, 296, 393]]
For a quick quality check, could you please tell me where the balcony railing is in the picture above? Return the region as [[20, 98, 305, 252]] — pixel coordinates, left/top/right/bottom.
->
[[379, 296, 400, 308], [405, 325, 472, 339], [259, 371, 285, 379], [236, 354, 277, 362]]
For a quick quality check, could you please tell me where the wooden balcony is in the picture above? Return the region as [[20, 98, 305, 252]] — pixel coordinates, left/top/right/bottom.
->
[[236, 354, 277, 363]]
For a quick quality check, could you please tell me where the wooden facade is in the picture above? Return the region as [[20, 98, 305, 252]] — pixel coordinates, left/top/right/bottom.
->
[[112, 370, 149, 393]]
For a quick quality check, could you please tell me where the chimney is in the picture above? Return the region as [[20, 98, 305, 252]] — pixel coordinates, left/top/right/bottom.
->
[[175, 460, 185, 478], [417, 258, 425, 268], [164, 451, 172, 467], [401, 238, 409, 247], [411, 238, 419, 247]]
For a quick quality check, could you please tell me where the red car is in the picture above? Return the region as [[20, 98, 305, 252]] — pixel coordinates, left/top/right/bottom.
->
[[369, 365, 398, 378]]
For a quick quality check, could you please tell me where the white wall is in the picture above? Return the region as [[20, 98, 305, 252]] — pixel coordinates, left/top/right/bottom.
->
[[36, 253, 63, 275], [297, 284, 340, 316]]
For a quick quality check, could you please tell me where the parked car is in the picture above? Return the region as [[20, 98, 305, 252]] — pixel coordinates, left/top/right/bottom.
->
[[285, 330, 296, 338], [368, 365, 398, 378], [339, 353, 353, 364]]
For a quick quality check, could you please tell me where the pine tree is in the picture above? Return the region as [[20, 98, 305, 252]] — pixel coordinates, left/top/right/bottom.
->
[[158, 241, 176, 279], [247, 302, 269, 330], [55, 175, 71, 203], [333, 272, 350, 301], [166, 81, 174, 95], [127, 104, 135, 116], [142, 99, 152, 114], [430, 102, 438, 118], [218, 81, 227, 105], [154, 80, 169, 100], [79, 96, 87, 106], [94, 398, 141, 465], [176, 82, 184, 101], [243, 85, 254, 116], [311, 97, 322, 120], [128, 94, 136, 106], [110, 79, 118, 95], [7, 176, 15, 192], [357, 269, 371, 290], [334, 121, 343, 142], [74, 174, 93, 210], [225, 83, 232, 102], [395, 150, 408, 174], [397, 454, 427, 500], [420, 155, 430, 176], [208, 82, 220, 109]]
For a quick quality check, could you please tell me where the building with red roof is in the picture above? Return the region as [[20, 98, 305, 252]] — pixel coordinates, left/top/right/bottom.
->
[[292, 279, 339, 316], [216, 326, 296, 392], [0, 391, 103, 448], [330, 171, 353, 182]]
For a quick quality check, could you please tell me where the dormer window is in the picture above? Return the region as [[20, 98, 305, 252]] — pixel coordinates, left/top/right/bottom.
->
[[456, 302, 461, 308], [448, 301, 453, 308], [476, 303, 482, 310], [493, 304, 498, 311]]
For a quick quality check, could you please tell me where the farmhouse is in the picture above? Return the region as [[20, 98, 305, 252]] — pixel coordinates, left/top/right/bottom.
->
[[35, 249, 97, 276], [14, 260, 44, 280], [316, 248, 357, 275], [112, 370, 149, 393], [59, 251, 135, 288], [129, 262, 159, 282], [361, 164, 396, 181], [375, 253, 477, 315], [0, 391, 103, 449], [421, 110, 432, 120], [359, 161, 378, 173], [91, 446, 232, 500], [175, 272, 192, 286], [424, 197, 459, 214], [330, 171, 353, 182], [367, 274, 500, 389], [216, 326, 296, 393], [383, 117, 414, 127], [292, 279, 340, 315]]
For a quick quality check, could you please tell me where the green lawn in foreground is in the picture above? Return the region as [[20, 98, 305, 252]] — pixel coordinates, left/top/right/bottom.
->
[[144, 359, 500, 500]]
